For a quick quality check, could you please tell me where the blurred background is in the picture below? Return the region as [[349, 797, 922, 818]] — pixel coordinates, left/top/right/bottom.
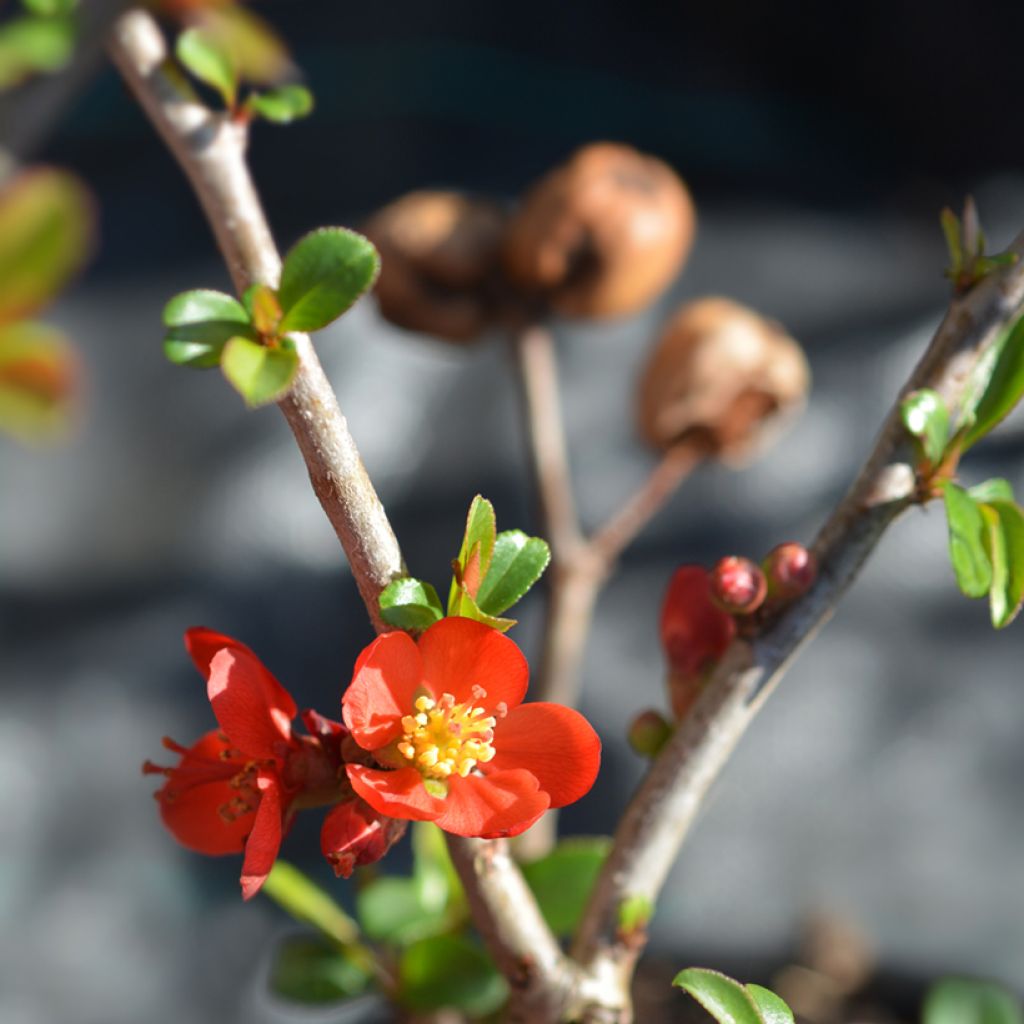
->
[[2, 1, 1024, 1021]]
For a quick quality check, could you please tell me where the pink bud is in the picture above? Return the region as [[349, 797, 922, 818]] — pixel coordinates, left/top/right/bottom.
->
[[763, 542, 817, 599], [709, 556, 767, 614], [628, 710, 673, 758]]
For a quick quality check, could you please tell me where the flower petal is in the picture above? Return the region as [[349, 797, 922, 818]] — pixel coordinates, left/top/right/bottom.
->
[[153, 731, 254, 855], [418, 617, 528, 714], [433, 768, 550, 839], [240, 772, 284, 900], [342, 631, 424, 750], [320, 799, 406, 878], [207, 646, 295, 759], [346, 764, 445, 822], [487, 702, 601, 808]]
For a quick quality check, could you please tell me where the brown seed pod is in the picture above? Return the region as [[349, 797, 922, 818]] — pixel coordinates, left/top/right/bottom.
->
[[363, 190, 507, 343], [636, 297, 810, 465], [502, 143, 696, 319]]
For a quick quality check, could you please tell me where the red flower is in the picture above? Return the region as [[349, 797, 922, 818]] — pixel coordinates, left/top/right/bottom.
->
[[341, 617, 601, 839], [145, 628, 402, 899]]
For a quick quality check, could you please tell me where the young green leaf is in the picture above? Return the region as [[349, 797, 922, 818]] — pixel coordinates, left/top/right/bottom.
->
[[21, 0, 77, 12], [475, 530, 552, 615], [447, 495, 497, 613], [247, 84, 314, 123], [981, 500, 1024, 628], [968, 478, 1015, 504], [242, 283, 283, 336], [412, 821, 464, 917], [521, 837, 611, 937], [356, 876, 449, 946], [900, 388, 949, 466], [941, 482, 993, 599], [269, 936, 372, 1005], [162, 289, 255, 368], [0, 320, 75, 442], [672, 968, 765, 1024], [379, 577, 445, 632], [399, 934, 507, 1016], [924, 978, 1023, 1024], [0, 168, 92, 324], [618, 894, 654, 934], [175, 27, 237, 108], [277, 228, 380, 333], [0, 14, 75, 88], [449, 585, 516, 633], [221, 335, 298, 407], [261, 861, 361, 948], [746, 985, 795, 1024], [962, 314, 1024, 450]]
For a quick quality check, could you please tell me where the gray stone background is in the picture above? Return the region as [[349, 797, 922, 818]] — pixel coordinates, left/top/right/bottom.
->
[[3, 2, 1024, 1021]]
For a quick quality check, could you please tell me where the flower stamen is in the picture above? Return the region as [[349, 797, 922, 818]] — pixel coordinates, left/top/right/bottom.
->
[[398, 692, 496, 780]]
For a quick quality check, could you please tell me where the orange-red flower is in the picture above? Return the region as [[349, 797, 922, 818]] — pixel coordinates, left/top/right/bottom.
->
[[145, 628, 402, 898], [341, 617, 601, 839]]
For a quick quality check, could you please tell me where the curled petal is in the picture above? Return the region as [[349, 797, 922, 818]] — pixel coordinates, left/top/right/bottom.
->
[[320, 800, 406, 878], [434, 768, 550, 839], [342, 631, 424, 750], [240, 772, 285, 900], [346, 764, 445, 822], [207, 647, 295, 759], [418, 617, 528, 713], [487, 702, 601, 808]]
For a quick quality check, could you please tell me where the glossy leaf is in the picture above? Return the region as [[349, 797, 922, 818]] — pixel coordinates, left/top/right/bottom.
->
[[448, 585, 516, 633], [448, 495, 497, 613], [261, 861, 361, 947], [522, 837, 610, 937], [356, 877, 448, 947], [247, 85, 314, 123], [475, 530, 551, 615], [277, 228, 380, 333], [942, 482, 992, 599], [0, 14, 75, 88], [901, 388, 949, 466], [269, 936, 371, 1005], [399, 934, 507, 1016], [0, 320, 76, 441], [963, 315, 1024, 450], [968, 479, 1015, 504], [924, 978, 1023, 1024], [221, 335, 298, 407], [379, 577, 444, 632], [162, 289, 254, 368], [0, 168, 92, 324], [176, 27, 237, 107], [672, 968, 765, 1024], [746, 985, 795, 1024], [981, 500, 1024, 628]]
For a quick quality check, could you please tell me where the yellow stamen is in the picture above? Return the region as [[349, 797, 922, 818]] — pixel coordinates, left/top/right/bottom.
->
[[398, 689, 497, 781]]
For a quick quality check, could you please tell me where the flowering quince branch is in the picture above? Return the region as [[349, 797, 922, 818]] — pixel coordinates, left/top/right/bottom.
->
[[569, 227, 1024, 1007]]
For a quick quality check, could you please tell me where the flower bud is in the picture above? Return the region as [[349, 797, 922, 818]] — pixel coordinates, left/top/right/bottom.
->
[[364, 190, 506, 343], [628, 709, 673, 758], [709, 556, 767, 615], [502, 142, 695, 318], [636, 297, 810, 465], [660, 566, 736, 719], [763, 542, 817, 599], [320, 800, 407, 878]]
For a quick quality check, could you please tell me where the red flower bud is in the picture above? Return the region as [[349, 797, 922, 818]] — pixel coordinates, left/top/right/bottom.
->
[[763, 542, 817, 599], [628, 710, 673, 758], [320, 800, 407, 879], [709, 556, 767, 614]]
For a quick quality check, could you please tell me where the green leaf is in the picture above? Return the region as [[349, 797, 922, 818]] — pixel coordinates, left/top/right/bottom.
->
[[175, 27, 237, 108], [221, 335, 298, 406], [924, 978, 1023, 1024], [399, 934, 507, 1016], [0, 168, 92, 324], [981, 500, 1024, 628], [277, 228, 380, 333], [162, 289, 254, 368], [0, 14, 75, 88], [968, 479, 1015, 504], [746, 985, 795, 1024], [261, 861, 361, 948], [447, 495, 497, 613], [379, 577, 445, 632], [356, 877, 448, 946], [0, 320, 75, 442], [962, 315, 1024, 449], [21, 0, 77, 15], [672, 968, 766, 1024], [449, 585, 516, 633], [247, 84, 314, 123], [942, 482, 992, 599], [269, 936, 372, 1005], [412, 822, 464, 917], [522, 837, 611, 937], [475, 530, 551, 615], [618, 894, 654, 934], [901, 388, 949, 466]]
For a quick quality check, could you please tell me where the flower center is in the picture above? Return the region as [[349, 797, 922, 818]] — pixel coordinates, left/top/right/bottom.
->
[[397, 693, 496, 780]]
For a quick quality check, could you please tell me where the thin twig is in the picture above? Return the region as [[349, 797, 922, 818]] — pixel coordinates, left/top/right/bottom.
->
[[571, 233, 1024, 1012]]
